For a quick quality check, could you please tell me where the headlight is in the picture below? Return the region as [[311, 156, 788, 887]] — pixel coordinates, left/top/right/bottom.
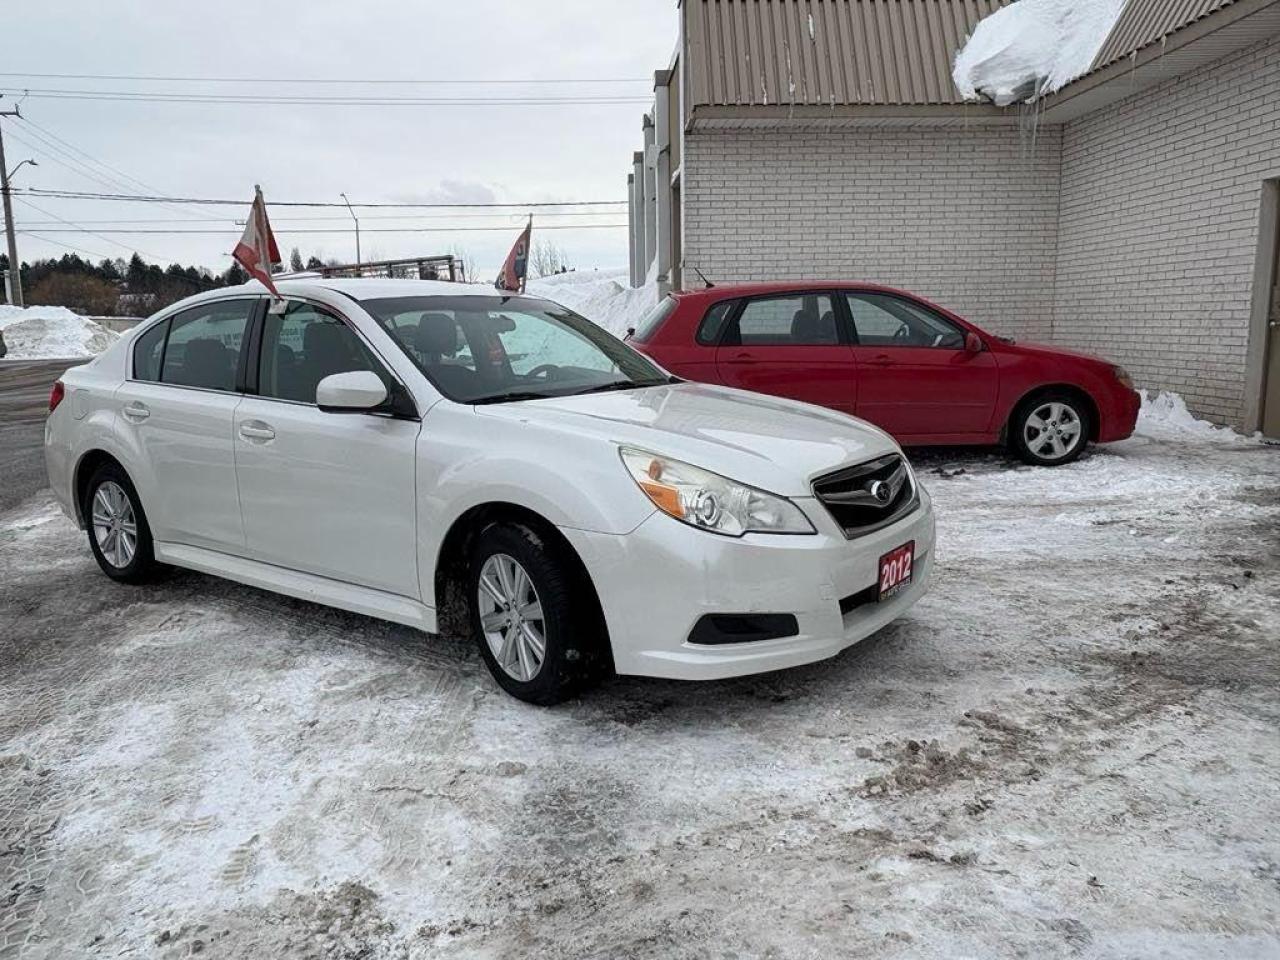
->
[[1113, 365, 1135, 389], [619, 447, 815, 537]]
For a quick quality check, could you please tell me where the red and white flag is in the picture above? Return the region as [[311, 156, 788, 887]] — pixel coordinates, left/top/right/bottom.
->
[[495, 217, 531, 293], [233, 185, 282, 297]]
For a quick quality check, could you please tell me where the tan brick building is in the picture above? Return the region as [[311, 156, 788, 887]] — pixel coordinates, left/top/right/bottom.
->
[[627, 0, 1280, 433]]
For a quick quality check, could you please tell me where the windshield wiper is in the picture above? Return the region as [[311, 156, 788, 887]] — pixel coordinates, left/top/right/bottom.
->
[[471, 391, 557, 405], [573, 378, 672, 396]]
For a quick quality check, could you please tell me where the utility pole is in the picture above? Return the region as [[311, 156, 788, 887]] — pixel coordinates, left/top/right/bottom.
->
[[340, 192, 361, 270], [0, 101, 23, 307]]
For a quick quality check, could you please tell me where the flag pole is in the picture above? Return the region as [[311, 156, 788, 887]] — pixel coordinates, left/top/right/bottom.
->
[[521, 214, 531, 293]]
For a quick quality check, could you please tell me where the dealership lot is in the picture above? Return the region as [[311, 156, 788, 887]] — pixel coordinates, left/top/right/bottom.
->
[[3, 388, 1277, 959]]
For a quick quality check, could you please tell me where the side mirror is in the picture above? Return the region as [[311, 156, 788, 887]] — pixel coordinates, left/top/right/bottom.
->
[[316, 370, 388, 412], [964, 332, 984, 354]]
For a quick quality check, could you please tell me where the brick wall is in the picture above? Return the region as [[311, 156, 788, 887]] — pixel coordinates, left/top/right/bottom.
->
[[1053, 36, 1280, 426], [682, 125, 1064, 341]]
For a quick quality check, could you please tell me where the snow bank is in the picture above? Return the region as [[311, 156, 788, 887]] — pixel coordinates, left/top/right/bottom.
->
[[953, 0, 1127, 106], [0, 305, 120, 359], [1136, 390, 1253, 444], [526, 269, 658, 337]]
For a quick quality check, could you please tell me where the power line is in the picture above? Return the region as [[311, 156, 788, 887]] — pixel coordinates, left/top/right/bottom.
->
[[16, 115, 209, 222], [4, 88, 650, 107], [0, 70, 651, 86], [12, 187, 628, 209], [4, 124, 144, 196], [16, 230, 114, 260], [18, 223, 628, 235], [14, 211, 628, 225], [14, 197, 165, 260]]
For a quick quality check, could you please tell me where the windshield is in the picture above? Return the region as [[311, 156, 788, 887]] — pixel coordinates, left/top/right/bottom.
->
[[359, 295, 670, 404]]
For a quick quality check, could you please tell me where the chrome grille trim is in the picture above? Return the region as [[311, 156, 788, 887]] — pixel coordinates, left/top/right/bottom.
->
[[812, 454, 920, 539]]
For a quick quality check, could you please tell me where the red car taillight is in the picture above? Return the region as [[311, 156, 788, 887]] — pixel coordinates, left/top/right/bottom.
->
[[49, 381, 65, 413]]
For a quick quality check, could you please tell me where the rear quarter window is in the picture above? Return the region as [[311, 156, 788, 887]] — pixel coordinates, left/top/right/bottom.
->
[[695, 300, 737, 345], [629, 296, 677, 343]]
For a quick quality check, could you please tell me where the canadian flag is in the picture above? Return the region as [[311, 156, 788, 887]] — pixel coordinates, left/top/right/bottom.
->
[[233, 185, 282, 297]]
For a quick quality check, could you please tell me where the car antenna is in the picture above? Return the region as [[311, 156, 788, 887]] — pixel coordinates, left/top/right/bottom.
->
[[690, 265, 715, 289]]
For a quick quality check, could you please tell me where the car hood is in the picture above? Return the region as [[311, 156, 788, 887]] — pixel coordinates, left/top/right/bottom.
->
[[1004, 340, 1113, 368], [474, 382, 899, 496]]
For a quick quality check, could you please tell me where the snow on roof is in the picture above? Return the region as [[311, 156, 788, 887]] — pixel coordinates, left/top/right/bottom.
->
[[952, 0, 1129, 106]]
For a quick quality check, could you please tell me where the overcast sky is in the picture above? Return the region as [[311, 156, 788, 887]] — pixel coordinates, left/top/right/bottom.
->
[[1, 0, 676, 277]]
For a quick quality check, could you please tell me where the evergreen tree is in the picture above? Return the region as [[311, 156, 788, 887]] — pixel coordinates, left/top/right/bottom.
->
[[289, 247, 304, 272]]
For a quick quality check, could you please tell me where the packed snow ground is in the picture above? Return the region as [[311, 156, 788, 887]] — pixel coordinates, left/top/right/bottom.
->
[[2, 400, 1278, 959], [0, 305, 120, 359], [953, 0, 1127, 106]]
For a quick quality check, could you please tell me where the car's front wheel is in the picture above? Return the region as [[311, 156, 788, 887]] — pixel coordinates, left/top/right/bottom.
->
[[467, 522, 607, 705], [84, 462, 159, 582], [1011, 392, 1091, 466]]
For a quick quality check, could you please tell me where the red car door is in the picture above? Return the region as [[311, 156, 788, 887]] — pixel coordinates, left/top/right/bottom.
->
[[713, 292, 858, 415], [844, 292, 998, 441]]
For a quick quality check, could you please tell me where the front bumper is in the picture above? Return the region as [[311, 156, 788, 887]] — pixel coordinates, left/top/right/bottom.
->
[[560, 488, 936, 680], [1100, 387, 1142, 443]]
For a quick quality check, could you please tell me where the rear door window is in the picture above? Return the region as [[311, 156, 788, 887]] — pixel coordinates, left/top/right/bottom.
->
[[160, 300, 254, 392], [730, 294, 839, 345]]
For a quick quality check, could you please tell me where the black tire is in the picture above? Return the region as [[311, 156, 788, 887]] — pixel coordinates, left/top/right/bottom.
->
[[83, 461, 159, 583], [467, 522, 608, 705], [1010, 390, 1092, 467]]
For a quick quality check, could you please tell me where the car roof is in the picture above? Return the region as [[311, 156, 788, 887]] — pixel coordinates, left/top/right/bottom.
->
[[671, 280, 910, 299], [280, 277, 516, 300], [170, 277, 537, 310]]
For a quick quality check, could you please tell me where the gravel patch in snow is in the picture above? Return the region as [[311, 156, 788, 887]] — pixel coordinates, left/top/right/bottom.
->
[[2, 413, 1278, 957], [0, 305, 120, 359]]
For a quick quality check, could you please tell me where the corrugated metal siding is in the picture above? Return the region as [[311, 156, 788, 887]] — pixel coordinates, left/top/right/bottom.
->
[[1091, 0, 1236, 72], [684, 0, 1010, 108]]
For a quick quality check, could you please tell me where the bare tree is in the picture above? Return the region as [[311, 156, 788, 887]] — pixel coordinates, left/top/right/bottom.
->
[[530, 239, 568, 278], [447, 245, 476, 283]]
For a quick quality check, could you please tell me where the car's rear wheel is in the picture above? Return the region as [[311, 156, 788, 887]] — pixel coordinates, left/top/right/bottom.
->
[[84, 462, 158, 582], [1011, 392, 1091, 466], [467, 522, 606, 705]]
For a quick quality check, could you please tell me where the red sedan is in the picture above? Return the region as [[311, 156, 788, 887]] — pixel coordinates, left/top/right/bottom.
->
[[626, 282, 1140, 466]]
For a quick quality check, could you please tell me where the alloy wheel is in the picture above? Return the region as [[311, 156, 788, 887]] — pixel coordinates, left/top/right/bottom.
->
[[1024, 401, 1083, 461], [91, 480, 138, 569], [477, 553, 547, 682]]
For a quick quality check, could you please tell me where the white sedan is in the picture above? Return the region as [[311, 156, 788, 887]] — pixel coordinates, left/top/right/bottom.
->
[[44, 279, 935, 703]]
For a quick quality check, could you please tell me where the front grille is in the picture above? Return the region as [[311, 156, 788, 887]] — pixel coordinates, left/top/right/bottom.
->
[[812, 453, 918, 538]]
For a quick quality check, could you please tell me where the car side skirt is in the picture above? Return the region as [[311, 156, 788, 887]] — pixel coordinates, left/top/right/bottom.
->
[[153, 541, 437, 634]]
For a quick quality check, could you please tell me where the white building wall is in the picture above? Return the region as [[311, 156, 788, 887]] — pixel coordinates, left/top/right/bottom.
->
[[1053, 36, 1280, 426], [681, 126, 1063, 342]]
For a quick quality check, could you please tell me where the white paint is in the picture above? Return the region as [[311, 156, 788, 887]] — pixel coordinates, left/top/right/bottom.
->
[[46, 277, 930, 685]]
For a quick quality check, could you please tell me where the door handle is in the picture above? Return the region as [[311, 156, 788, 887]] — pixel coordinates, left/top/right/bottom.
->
[[725, 353, 758, 365], [122, 401, 150, 422], [868, 355, 895, 367], [238, 420, 276, 442]]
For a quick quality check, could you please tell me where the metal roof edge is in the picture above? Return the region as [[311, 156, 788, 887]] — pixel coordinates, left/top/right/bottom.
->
[[1043, 0, 1280, 119], [687, 101, 1016, 125]]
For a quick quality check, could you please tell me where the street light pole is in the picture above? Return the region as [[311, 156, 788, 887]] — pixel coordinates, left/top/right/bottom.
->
[[0, 103, 25, 307], [340, 192, 361, 270]]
